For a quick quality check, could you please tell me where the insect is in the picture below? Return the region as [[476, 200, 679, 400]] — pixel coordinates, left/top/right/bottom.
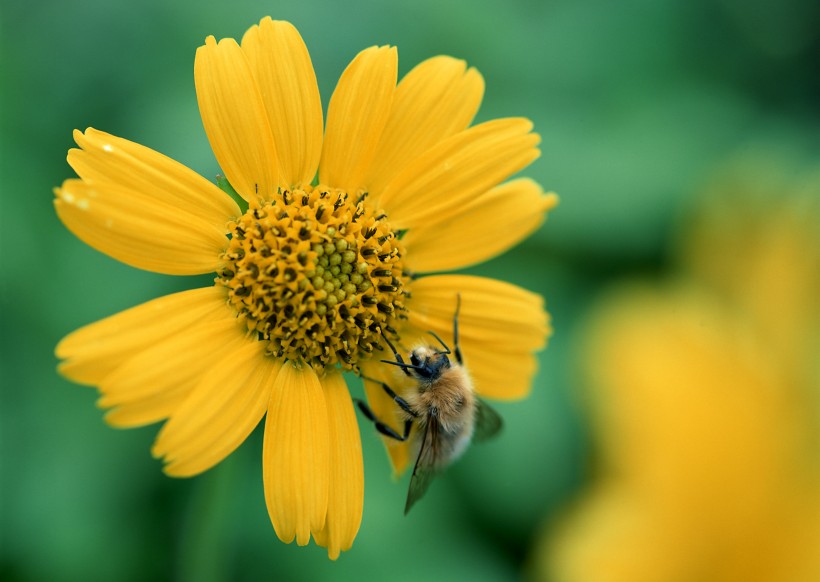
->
[[356, 294, 503, 514]]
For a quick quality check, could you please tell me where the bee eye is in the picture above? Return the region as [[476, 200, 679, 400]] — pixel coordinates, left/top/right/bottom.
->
[[410, 353, 420, 366]]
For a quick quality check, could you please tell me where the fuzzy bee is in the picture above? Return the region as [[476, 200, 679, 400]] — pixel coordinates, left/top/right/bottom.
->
[[356, 295, 502, 514]]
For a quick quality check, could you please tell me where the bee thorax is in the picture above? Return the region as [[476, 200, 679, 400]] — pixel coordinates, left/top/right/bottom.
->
[[409, 366, 475, 431]]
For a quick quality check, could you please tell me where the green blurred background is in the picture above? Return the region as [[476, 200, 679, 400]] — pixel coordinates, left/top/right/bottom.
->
[[1, 0, 818, 580]]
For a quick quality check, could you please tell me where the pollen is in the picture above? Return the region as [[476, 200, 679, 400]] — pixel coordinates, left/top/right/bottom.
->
[[218, 186, 408, 370]]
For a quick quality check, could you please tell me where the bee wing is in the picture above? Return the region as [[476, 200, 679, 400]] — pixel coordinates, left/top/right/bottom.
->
[[473, 398, 503, 443], [404, 416, 440, 515]]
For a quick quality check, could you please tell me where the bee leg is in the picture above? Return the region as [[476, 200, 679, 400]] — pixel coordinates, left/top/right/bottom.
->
[[354, 399, 413, 441], [453, 292, 463, 365], [361, 375, 418, 417], [380, 333, 412, 376]]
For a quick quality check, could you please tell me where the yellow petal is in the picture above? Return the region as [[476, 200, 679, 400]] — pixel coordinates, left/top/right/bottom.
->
[[57, 287, 229, 385], [407, 274, 549, 349], [378, 118, 540, 230], [459, 342, 540, 400], [366, 56, 484, 199], [69, 128, 240, 225], [359, 360, 414, 476], [152, 339, 278, 477], [404, 179, 558, 272], [241, 18, 323, 187], [312, 371, 364, 560], [195, 35, 280, 203], [99, 317, 249, 428], [54, 179, 228, 275], [405, 275, 550, 400], [319, 46, 397, 192], [263, 363, 330, 545]]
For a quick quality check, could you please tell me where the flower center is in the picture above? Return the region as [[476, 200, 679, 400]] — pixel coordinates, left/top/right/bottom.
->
[[218, 186, 407, 370]]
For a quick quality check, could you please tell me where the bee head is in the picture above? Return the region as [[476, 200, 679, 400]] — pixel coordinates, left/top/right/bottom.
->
[[409, 346, 451, 381]]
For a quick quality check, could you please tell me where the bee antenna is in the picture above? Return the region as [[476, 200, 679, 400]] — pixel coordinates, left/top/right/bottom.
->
[[380, 359, 427, 372], [426, 331, 451, 355], [453, 293, 463, 365]]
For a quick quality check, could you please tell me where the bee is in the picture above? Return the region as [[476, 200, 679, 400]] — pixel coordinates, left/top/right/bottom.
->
[[356, 294, 502, 514]]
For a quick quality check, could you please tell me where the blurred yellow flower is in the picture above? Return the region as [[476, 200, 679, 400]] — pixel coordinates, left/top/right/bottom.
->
[[54, 18, 555, 559], [535, 162, 819, 581]]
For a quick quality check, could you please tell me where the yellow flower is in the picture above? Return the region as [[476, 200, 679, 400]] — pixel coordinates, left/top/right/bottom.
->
[[54, 18, 556, 559], [534, 164, 819, 580]]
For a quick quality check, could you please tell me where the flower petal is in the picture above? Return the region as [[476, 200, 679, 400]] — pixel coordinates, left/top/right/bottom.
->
[[359, 360, 414, 476], [459, 344, 540, 400], [263, 363, 330, 546], [408, 275, 549, 348], [99, 317, 249, 428], [406, 275, 550, 399], [319, 46, 397, 192], [241, 18, 323, 187], [366, 56, 484, 199], [54, 179, 228, 275], [57, 287, 229, 385], [195, 35, 280, 203], [378, 118, 540, 230], [151, 338, 278, 477], [404, 179, 558, 272], [312, 371, 364, 560], [69, 128, 240, 225]]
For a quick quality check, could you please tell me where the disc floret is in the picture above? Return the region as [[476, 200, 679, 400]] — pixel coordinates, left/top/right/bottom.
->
[[219, 186, 407, 369]]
